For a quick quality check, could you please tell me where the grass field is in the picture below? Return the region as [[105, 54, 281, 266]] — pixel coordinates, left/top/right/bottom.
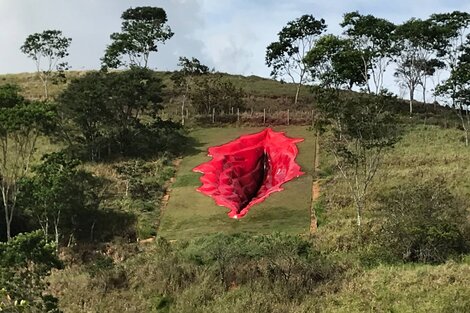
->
[[159, 125, 315, 239]]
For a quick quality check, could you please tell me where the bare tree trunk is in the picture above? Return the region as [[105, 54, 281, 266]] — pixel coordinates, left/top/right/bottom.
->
[[1, 185, 16, 241], [181, 84, 189, 126], [54, 211, 60, 253], [44, 80, 48, 100], [409, 86, 414, 116], [2, 189, 11, 241], [465, 129, 469, 147], [40, 73, 49, 100], [355, 197, 364, 227], [294, 83, 301, 106], [464, 107, 469, 147], [422, 79, 427, 106], [310, 130, 320, 234], [181, 101, 185, 126]]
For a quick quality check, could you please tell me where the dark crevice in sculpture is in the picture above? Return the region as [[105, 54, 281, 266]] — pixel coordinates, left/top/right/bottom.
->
[[238, 152, 267, 211]]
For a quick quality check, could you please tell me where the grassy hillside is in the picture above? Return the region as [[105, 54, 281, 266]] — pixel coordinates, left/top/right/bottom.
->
[[318, 125, 470, 233], [0, 70, 313, 105], [2, 70, 470, 312]]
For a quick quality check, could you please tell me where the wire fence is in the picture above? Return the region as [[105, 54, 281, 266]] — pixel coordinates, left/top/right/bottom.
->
[[160, 107, 317, 127]]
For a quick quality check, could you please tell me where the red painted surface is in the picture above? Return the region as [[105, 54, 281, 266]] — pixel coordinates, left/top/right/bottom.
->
[[193, 128, 304, 219]]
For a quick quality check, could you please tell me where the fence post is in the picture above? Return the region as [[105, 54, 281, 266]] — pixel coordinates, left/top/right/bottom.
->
[[287, 109, 290, 126], [212, 107, 215, 124], [263, 108, 266, 125], [311, 110, 314, 127], [237, 108, 240, 123]]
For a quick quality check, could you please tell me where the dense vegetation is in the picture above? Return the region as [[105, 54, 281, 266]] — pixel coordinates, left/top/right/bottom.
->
[[1, 4, 470, 313]]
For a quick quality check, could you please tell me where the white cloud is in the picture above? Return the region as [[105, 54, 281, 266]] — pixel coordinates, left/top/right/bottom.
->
[[0, 0, 469, 99]]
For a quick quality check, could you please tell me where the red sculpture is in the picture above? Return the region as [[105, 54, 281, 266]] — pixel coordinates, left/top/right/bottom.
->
[[193, 128, 304, 218]]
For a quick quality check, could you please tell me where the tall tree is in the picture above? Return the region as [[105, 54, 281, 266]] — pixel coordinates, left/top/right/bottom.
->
[[419, 58, 446, 105], [58, 71, 112, 161], [430, 11, 470, 107], [18, 152, 99, 249], [190, 74, 245, 115], [341, 11, 396, 94], [266, 14, 327, 105], [305, 34, 367, 89], [171, 57, 210, 125], [313, 89, 401, 228], [0, 85, 55, 240], [58, 69, 165, 160], [102, 6, 174, 69], [436, 38, 470, 146], [430, 11, 470, 72], [394, 18, 441, 114], [20, 30, 72, 99], [106, 68, 164, 154]]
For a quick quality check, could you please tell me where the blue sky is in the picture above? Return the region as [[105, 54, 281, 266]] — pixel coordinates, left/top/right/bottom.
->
[[0, 0, 469, 96]]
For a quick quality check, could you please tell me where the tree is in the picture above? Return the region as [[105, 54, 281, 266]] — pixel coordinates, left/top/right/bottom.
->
[[430, 11, 470, 73], [58, 71, 112, 161], [0, 231, 61, 312], [102, 6, 174, 69], [106, 68, 164, 154], [266, 14, 327, 105], [20, 30, 72, 99], [0, 86, 55, 240], [171, 57, 210, 125], [394, 18, 442, 114], [419, 58, 446, 106], [58, 69, 168, 160], [18, 153, 91, 249], [0, 84, 24, 108], [313, 89, 401, 228], [190, 74, 245, 116], [430, 11, 470, 110], [341, 12, 396, 94], [435, 40, 470, 146], [305, 34, 367, 89]]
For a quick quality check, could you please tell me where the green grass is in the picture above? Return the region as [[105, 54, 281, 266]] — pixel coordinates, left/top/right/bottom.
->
[[307, 262, 470, 312], [0, 70, 307, 102], [159, 126, 315, 239], [0, 71, 86, 100], [314, 124, 470, 255]]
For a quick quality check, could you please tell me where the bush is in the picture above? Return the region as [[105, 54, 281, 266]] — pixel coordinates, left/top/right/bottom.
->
[[374, 178, 470, 263], [0, 231, 62, 312]]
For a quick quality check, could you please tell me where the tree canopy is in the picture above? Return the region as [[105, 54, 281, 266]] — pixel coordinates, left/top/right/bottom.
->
[[102, 6, 174, 69], [266, 14, 327, 105], [20, 30, 72, 99]]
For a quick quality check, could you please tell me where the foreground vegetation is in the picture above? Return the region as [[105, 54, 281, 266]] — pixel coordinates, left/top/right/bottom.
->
[[37, 125, 470, 312]]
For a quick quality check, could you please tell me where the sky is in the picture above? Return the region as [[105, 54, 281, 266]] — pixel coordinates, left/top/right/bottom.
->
[[1, 0, 470, 97]]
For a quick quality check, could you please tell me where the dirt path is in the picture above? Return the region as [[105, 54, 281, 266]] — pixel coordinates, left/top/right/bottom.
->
[[310, 131, 321, 235], [139, 158, 182, 244]]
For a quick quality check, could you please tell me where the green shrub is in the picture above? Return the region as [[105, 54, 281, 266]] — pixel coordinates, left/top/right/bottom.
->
[[0, 231, 62, 312], [374, 178, 470, 263]]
